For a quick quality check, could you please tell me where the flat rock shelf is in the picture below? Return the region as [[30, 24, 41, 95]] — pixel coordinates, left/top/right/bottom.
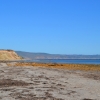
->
[[0, 62, 100, 100]]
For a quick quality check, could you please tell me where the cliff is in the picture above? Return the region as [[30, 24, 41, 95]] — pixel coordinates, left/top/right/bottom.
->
[[0, 50, 22, 60]]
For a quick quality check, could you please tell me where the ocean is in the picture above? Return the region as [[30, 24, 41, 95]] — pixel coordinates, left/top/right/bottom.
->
[[24, 59, 100, 64]]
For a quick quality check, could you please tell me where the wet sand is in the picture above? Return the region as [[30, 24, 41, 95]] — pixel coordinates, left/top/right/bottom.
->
[[0, 63, 100, 100]]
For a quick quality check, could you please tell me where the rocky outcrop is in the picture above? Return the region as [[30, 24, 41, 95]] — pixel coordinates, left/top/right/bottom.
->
[[0, 50, 22, 60]]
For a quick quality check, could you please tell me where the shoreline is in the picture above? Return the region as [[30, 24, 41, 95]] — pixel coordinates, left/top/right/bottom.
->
[[7, 62, 100, 71]]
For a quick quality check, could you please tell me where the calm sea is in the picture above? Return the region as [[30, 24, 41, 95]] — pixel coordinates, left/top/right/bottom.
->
[[24, 59, 100, 64]]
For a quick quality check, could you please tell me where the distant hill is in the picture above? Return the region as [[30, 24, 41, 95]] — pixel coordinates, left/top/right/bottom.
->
[[0, 50, 23, 60], [16, 51, 100, 60]]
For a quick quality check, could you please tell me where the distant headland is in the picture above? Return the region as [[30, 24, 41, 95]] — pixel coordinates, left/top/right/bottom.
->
[[16, 51, 100, 60]]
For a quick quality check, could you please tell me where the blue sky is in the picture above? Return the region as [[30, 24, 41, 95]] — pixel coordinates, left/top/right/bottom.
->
[[0, 0, 100, 54]]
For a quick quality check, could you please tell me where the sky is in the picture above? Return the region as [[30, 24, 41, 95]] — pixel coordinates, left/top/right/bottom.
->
[[0, 0, 100, 54]]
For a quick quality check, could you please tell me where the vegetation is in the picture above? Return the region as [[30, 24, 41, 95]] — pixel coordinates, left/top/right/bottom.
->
[[7, 62, 100, 71]]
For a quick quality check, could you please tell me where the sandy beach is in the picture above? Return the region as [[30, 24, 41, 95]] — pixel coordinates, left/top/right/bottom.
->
[[0, 62, 100, 100]]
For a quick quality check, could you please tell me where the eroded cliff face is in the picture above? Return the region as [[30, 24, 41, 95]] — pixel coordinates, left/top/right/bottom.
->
[[0, 50, 22, 60]]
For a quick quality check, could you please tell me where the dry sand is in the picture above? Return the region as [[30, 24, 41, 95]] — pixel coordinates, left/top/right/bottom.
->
[[0, 63, 100, 100]]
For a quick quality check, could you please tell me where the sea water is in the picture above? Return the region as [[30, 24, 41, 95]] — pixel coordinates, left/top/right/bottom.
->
[[25, 59, 100, 64]]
